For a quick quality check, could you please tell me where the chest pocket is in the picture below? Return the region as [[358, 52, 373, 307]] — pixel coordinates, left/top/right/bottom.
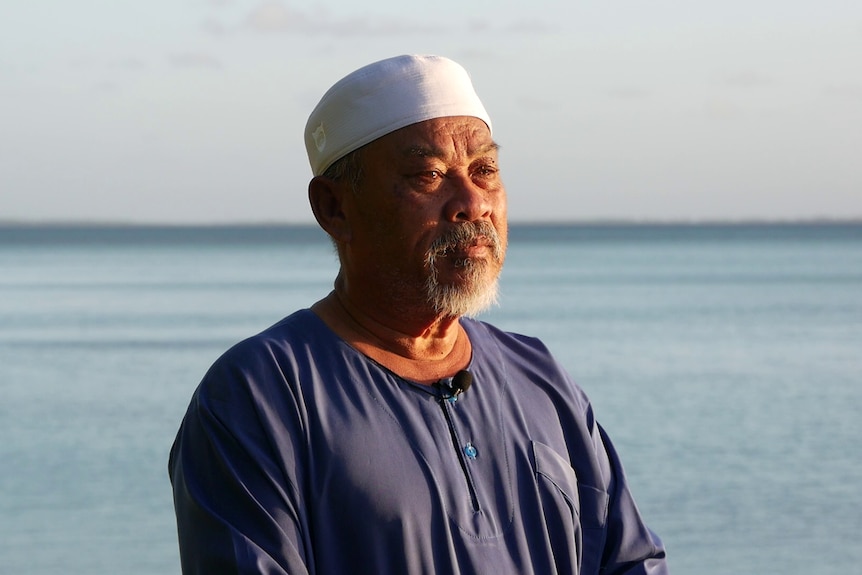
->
[[532, 441, 609, 575]]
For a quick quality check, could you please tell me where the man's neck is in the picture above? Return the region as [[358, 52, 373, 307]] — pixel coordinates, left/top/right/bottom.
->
[[311, 290, 471, 385]]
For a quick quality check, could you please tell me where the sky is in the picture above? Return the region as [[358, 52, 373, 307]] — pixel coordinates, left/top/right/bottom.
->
[[1, 0, 861, 224]]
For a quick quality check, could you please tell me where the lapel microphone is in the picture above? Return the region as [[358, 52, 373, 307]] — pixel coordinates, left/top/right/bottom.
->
[[451, 370, 473, 396], [435, 370, 473, 399]]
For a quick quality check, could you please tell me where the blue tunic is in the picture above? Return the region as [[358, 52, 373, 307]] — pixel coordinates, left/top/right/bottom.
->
[[169, 310, 667, 574]]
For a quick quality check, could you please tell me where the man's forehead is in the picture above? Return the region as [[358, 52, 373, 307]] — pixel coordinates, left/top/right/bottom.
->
[[401, 141, 500, 161], [384, 117, 498, 160]]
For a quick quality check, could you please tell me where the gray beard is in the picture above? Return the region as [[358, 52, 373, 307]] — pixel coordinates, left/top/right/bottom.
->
[[423, 222, 504, 318]]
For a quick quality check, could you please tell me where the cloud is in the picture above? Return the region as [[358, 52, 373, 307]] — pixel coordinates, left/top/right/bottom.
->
[[169, 52, 224, 69], [241, 1, 436, 36], [702, 98, 746, 119], [723, 71, 772, 88], [824, 84, 862, 101], [605, 87, 651, 101], [202, 17, 229, 37], [503, 19, 557, 34], [244, 0, 310, 33], [90, 81, 120, 94], [204, 1, 549, 38], [111, 57, 147, 71], [467, 20, 493, 34]]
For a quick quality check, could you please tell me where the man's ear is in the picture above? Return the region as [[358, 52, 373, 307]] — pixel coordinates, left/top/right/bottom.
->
[[308, 176, 351, 244]]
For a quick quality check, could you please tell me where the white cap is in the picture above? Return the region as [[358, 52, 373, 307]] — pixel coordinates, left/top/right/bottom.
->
[[305, 54, 492, 176]]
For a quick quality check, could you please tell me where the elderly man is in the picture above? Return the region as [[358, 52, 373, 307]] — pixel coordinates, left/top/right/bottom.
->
[[169, 55, 668, 574]]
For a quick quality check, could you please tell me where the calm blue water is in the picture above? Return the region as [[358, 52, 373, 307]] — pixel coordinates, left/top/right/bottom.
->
[[1, 223, 860, 574]]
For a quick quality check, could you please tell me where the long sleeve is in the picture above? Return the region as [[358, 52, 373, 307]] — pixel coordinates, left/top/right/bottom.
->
[[596, 423, 668, 574], [168, 353, 312, 575], [492, 322, 669, 575]]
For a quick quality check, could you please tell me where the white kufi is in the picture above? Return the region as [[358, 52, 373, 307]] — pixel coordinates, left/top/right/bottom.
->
[[304, 54, 492, 176]]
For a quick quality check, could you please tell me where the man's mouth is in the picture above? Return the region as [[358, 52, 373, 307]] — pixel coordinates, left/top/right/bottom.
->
[[441, 241, 490, 260], [428, 221, 502, 267]]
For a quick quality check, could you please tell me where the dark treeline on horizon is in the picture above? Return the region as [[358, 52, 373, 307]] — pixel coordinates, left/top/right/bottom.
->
[[1, 220, 861, 246]]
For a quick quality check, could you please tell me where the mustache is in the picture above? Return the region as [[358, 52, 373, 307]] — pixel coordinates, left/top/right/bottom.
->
[[428, 222, 504, 261]]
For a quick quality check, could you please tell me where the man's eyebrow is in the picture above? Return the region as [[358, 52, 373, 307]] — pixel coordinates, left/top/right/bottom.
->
[[473, 142, 501, 157], [402, 142, 500, 159], [403, 145, 441, 159]]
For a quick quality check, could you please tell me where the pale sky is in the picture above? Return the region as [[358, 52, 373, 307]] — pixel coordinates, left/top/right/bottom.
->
[[1, 0, 860, 223]]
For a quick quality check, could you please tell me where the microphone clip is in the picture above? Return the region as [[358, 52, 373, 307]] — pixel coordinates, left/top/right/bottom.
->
[[437, 370, 473, 402]]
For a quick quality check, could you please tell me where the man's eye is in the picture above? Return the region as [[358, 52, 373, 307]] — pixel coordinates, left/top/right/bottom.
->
[[473, 165, 499, 179], [413, 170, 442, 184]]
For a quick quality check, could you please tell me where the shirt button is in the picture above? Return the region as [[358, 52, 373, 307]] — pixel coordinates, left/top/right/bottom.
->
[[464, 443, 478, 459]]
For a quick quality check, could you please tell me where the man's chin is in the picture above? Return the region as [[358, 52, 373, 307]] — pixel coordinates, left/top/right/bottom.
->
[[426, 275, 500, 318]]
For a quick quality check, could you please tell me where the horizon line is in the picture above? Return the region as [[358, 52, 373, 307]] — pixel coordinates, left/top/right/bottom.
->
[[2, 216, 861, 228]]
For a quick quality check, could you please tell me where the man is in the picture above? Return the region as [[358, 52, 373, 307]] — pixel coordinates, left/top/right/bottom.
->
[[169, 54, 668, 574]]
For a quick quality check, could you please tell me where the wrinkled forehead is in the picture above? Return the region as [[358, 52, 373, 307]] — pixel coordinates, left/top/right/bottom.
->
[[305, 55, 492, 176], [377, 117, 498, 162]]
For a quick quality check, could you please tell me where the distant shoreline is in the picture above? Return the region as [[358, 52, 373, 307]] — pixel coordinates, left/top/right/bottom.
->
[[2, 219, 860, 246], [1, 218, 860, 229]]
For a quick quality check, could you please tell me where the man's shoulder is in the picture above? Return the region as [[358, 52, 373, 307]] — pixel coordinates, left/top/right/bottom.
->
[[461, 317, 554, 359], [463, 317, 591, 413], [195, 309, 328, 399], [462, 317, 571, 381], [223, 308, 323, 358]]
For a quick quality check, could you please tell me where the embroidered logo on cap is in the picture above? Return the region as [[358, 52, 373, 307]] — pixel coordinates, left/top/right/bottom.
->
[[312, 123, 327, 152]]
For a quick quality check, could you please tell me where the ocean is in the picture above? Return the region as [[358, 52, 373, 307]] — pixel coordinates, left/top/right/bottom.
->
[[1, 223, 860, 574]]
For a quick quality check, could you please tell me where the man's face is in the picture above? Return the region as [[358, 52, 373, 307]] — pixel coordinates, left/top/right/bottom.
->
[[342, 115, 508, 317]]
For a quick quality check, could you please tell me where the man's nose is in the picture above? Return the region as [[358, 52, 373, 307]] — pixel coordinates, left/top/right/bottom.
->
[[444, 174, 494, 222]]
